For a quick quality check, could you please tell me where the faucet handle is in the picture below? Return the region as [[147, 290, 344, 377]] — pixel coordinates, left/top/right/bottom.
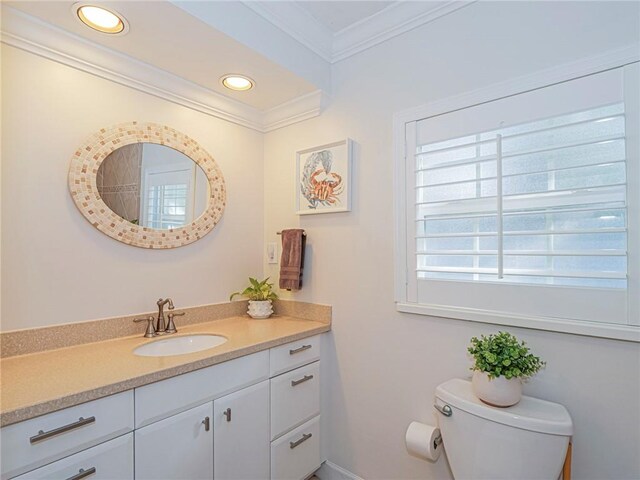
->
[[165, 312, 185, 334], [134, 316, 156, 338]]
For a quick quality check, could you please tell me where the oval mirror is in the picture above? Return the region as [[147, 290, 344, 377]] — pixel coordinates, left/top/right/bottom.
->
[[69, 122, 226, 248], [97, 144, 209, 229]]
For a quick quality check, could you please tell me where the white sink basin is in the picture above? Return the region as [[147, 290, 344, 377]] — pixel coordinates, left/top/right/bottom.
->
[[134, 334, 227, 357]]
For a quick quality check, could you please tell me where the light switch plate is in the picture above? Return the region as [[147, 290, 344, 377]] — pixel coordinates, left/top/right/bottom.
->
[[267, 242, 278, 264]]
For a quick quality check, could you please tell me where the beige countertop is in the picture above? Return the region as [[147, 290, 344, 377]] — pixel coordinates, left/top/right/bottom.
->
[[0, 315, 330, 427]]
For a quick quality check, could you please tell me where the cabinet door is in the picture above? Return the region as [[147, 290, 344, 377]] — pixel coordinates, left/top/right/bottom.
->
[[213, 380, 269, 480], [135, 402, 213, 480]]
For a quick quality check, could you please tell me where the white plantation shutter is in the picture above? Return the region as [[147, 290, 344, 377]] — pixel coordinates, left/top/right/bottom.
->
[[401, 65, 639, 329], [416, 102, 627, 288]]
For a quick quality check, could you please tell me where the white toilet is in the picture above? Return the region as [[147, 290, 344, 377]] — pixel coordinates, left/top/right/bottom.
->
[[435, 379, 573, 480]]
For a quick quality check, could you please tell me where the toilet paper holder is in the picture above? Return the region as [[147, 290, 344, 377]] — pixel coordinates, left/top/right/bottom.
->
[[434, 403, 452, 417], [405, 421, 443, 462]]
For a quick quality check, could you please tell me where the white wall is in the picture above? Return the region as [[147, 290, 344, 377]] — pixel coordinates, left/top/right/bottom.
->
[[264, 2, 640, 479], [1, 45, 264, 331], [2, 1, 639, 477]]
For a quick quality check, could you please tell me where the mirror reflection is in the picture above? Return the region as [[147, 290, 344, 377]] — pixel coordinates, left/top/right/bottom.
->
[[97, 144, 209, 229]]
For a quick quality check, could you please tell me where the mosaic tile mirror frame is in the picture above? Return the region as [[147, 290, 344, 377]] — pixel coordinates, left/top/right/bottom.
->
[[68, 122, 226, 249]]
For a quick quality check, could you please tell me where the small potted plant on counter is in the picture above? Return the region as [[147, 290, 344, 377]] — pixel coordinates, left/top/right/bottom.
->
[[230, 277, 278, 319], [468, 331, 545, 407]]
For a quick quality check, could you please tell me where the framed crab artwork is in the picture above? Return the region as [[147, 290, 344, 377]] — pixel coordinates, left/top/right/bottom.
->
[[296, 139, 353, 215]]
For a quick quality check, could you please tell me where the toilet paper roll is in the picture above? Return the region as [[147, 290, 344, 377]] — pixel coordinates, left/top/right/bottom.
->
[[405, 421, 442, 462]]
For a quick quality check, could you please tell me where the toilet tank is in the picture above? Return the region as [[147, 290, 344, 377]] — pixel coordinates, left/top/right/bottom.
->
[[435, 379, 573, 480]]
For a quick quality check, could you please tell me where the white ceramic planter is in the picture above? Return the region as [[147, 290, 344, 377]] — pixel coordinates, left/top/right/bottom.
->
[[247, 300, 274, 319], [472, 370, 523, 407]]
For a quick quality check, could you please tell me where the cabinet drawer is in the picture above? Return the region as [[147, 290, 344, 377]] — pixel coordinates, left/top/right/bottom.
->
[[12, 433, 133, 480], [271, 416, 320, 480], [271, 362, 320, 440], [0, 391, 133, 480], [270, 336, 320, 377], [135, 350, 268, 428]]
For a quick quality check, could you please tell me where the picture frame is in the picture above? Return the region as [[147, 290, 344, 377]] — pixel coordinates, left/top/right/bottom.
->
[[295, 139, 353, 215]]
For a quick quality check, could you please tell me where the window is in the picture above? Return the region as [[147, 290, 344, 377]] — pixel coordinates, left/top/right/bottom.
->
[[396, 64, 639, 341], [417, 102, 627, 289], [146, 183, 189, 229], [141, 165, 196, 230]]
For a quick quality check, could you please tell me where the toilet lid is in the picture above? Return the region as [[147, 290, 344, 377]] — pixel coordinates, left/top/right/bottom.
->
[[435, 379, 573, 436]]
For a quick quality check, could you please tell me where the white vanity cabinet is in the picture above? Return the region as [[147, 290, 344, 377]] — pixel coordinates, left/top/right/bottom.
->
[[132, 337, 322, 480], [1, 334, 324, 480]]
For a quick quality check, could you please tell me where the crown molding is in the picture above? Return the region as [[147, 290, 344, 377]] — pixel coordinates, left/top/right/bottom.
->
[[263, 89, 329, 132], [1, 7, 325, 133], [242, 1, 334, 63], [243, 0, 475, 64], [332, 1, 475, 62]]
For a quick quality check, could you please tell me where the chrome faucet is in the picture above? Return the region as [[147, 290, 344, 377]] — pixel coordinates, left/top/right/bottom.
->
[[134, 299, 186, 337], [156, 298, 174, 334]]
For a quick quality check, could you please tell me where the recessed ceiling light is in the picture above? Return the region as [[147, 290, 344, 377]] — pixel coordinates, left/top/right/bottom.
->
[[73, 3, 128, 35], [221, 75, 254, 91]]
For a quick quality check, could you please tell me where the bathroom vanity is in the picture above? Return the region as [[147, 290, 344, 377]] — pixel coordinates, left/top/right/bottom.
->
[[0, 313, 328, 480]]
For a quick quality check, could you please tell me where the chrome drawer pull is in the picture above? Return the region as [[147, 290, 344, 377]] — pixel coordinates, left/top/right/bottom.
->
[[289, 344, 312, 355], [30, 416, 96, 444], [291, 374, 314, 387], [66, 467, 96, 480], [290, 433, 312, 449]]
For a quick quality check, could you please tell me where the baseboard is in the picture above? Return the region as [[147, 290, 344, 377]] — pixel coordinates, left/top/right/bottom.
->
[[315, 461, 364, 480]]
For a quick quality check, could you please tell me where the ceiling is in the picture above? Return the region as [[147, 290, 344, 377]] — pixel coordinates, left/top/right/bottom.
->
[[2, 1, 471, 116], [4, 1, 319, 110], [295, 1, 395, 33]]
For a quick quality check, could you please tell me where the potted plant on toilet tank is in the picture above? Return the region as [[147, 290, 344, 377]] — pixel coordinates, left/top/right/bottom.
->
[[230, 277, 278, 319], [468, 331, 545, 407]]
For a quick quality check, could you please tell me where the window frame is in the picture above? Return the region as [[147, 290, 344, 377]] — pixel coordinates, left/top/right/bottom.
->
[[393, 48, 640, 342]]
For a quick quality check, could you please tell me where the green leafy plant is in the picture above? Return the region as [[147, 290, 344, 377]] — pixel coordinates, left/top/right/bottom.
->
[[230, 277, 278, 302], [468, 331, 545, 380]]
